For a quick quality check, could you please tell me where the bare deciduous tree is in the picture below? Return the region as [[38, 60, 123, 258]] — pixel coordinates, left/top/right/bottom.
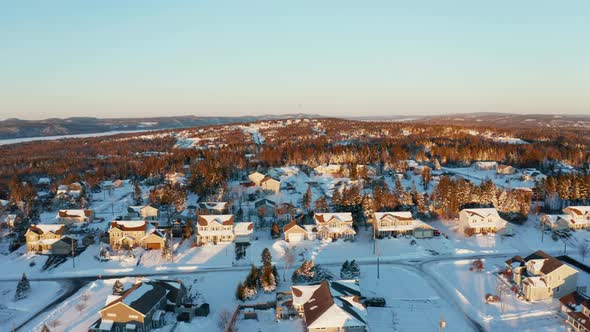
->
[[283, 247, 296, 281], [217, 308, 234, 332], [580, 242, 589, 262]]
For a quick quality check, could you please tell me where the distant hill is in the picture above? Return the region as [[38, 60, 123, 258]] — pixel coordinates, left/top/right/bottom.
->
[[0, 114, 323, 139], [350, 112, 590, 129]]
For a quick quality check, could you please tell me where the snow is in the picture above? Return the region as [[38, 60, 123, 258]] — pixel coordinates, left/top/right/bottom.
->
[[33, 224, 65, 234], [0, 280, 63, 330]]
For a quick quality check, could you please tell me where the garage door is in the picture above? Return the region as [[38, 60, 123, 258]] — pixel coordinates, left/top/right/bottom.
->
[[146, 242, 161, 250], [289, 233, 304, 242]]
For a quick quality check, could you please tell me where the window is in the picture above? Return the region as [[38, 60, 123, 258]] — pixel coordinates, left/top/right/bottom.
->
[[129, 314, 139, 319], [107, 313, 117, 317]]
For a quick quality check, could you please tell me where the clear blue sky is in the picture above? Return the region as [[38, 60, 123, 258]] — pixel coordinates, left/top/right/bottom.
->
[[1, 1, 589, 120]]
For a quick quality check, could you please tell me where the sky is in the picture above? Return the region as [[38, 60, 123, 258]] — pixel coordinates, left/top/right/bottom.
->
[[1, 1, 589, 120]]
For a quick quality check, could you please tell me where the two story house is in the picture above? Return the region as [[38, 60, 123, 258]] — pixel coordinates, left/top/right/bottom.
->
[[563, 206, 590, 230], [314, 213, 356, 240], [89, 279, 188, 332], [505, 250, 579, 301], [56, 209, 94, 225], [109, 220, 166, 250], [372, 211, 434, 238], [459, 208, 507, 235], [196, 215, 235, 244], [25, 224, 66, 253], [560, 291, 590, 332]]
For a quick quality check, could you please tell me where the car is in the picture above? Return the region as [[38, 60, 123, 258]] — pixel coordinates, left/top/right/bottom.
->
[[364, 297, 386, 307], [433, 229, 441, 236]]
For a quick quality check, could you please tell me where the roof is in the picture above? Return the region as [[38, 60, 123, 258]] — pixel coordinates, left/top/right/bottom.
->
[[301, 282, 334, 327], [197, 214, 234, 226], [314, 213, 353, 224], [28, 224, 65, 235], [523, 250, 568, 275], [110, 220, 147, 232], [57, 209, 93, 219], [461, 208, 501, 219], [104, 281, 169, 315], [374, 211, 414, 221], [560, 291, 590, 311], [565, 206, 590, 216], [234, 222, 254, 235], [283, 220, 306, 233], [567, 311, 590, 331], [197, 202, 228, 210]]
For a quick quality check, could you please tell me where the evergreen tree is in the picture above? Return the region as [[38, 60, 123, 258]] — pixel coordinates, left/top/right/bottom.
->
[[235, 282, 245, 301], [14, 273, 31, 301], [41, 325, 50, 332], [133, 182, 143, 205], [270, 222, 281, 238], [302, 185, 312, 211], [112, 279, 124, 295], [261, 248, 272, 268], [349, 260, 360, 278], [340, 260, 350, 278], [331, 189, 342, 209]]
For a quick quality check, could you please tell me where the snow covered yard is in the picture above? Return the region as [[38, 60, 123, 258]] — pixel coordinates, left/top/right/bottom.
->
[[428, 258, 568, 331], [0, 279, 63, 330]]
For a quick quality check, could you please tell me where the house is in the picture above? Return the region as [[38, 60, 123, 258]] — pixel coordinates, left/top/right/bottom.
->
[[52, 236, 77, 256], [56, 182, 86, 198], [248, 171, 266, 186], [474, 161, 497, 170], [165, 172, 187, 187], [196, 202, 228, 215], [540, 214, 570, 232], [504, 250, 578, 301], [196, 215, 235, 244], [56, 209, 94, 224], [128, 205, 160, 221], [291, 281, 367, 332], [254, 198, 277, 218], [497, 164, 516, 175], [109, 220, 166, 250], [283, 220, 315, 242], [1, 214, 20, 230], [563, 206, 590, 230], [89, 280, 188, 332], [25, 224, 66, 253], [261, 176, 281, 193], [458, 208, 507, 235], [234, 222, 254, 243], [314, 213, 356, 240], [314, 164, 346, 176], [372, 212, 434, 238], [559, 291, 590, 332], [522, 169, 547, 182]]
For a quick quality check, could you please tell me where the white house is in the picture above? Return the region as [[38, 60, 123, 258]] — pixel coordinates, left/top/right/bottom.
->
[[459, 208, 507, 235], [372, 212, 434, 238], [196, 215, 235, 244], [563, 206, 590, 230], [56, 209, 94, 225], [541, 214, 571, 232], [234, 222, 254, 243], [474, 161, 497, 170], [314, 213, 356, 240]]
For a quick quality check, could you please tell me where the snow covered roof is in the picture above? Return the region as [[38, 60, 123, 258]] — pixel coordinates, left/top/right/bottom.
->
[[234, 222, 254, 235], [461, 208, 501, 219], [28, 224, 65, 235], [104, 281, 170, 315], [197, 214, 234, 226], [565, 206, 590, 216], [197, 202, 228, 210], [57, 209, 93, 219], [374, 211, 414, 221], [110, 220, 147, 232], [315, 213, 353, 224]]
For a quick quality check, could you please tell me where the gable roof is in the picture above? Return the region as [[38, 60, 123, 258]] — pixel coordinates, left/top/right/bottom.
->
[[197, 214, 234, 226], [524, 250, 567, 275], [314, 213, 353, 224], [110, 220, 147, 232], [374, 211, 414, 221], [57, 209, 93, 219], [565, 206, 590, 216], [302, 281, 334, 326], [28, 224, 65, 235], [461, 208, 501, 219], [284, 220, 306, 233], [103, 282, 168, 316], [559, 291, 590, 311]]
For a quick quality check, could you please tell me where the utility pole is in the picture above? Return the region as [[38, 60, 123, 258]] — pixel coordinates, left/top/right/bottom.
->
[[71, 238, 75, 268]]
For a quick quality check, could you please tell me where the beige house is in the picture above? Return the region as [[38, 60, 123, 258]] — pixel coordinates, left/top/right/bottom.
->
[[283, 220, 313, 242], [234, 222, 254, 243], [540, 214, 570, 232], [372, 212, 434, 238], [291, 281, 367, 332], [128, 205, 159, 221], [563, 206, 590, 230], [25, 224, 66, 253], [261, 176, 281, 193], [248, 171, 266, 186], [109, 220, 166, 250], [196, 214, 235, 244], [56, 209, 94, 225], [505, 250, 578, 301], [496, 164, 516, 175], [314, 213, 356, 240], [459, 208, 507, 235]]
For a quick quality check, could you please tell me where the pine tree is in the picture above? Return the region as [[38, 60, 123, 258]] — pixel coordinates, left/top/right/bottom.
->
[[236, 282, 245, 301], [349, 260, 360, 278], [261, 248, 272, 268], [15, 273, 31, 301], [331, 189, 342, 209], [340, 260, 350, 278], [302, 185, 312, 211], [133, 182, 143, 205], [112, 280, 124, 295], [41, 325, 50, 332]]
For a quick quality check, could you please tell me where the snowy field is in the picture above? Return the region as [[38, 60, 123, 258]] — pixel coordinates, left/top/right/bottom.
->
[[0, 280, 63, 330]]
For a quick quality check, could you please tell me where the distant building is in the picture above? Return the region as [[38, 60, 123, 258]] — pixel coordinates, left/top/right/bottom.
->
[[196, 202, 228, 215], [505, 251, 578, 301], [234, 222, 254, 243], [496, 164, 516, 175], [474, 161, 497, 170], [261, 176, 281, 193], [248, 171, 266, 186], [109, 220, 166, 250], [128, 205, 160, 221], [563, 206, 590, 229], [56, 209, 94, 225]]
